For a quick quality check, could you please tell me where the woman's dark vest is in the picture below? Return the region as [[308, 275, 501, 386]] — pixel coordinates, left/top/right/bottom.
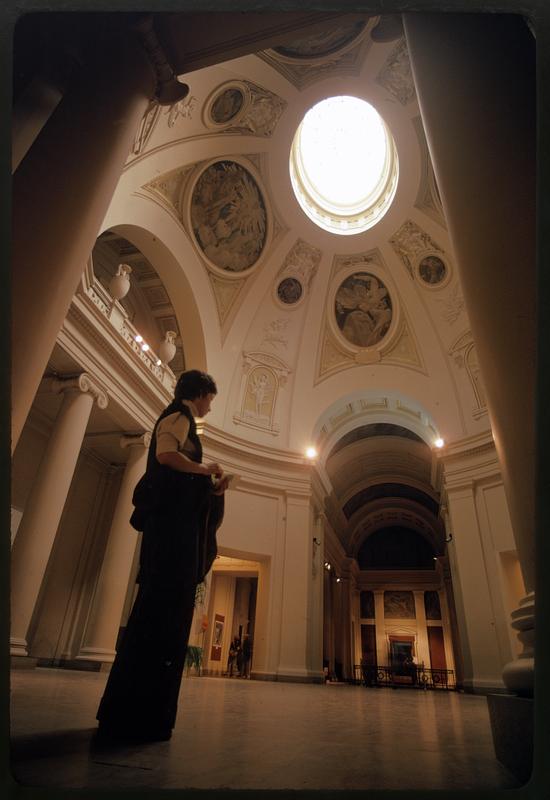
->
[[130, 402, 207, 530]]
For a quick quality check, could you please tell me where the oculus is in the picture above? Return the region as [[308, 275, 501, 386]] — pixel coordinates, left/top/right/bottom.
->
[[190, 160, 267, 273], [335, 271, 392, 348], [290, 96, 399, 235], [277, 277, 303, 305]]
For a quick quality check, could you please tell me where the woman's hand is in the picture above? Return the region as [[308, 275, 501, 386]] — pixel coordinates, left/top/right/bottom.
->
[[203, 461, 223, 478], [212, 475, 230, 495]]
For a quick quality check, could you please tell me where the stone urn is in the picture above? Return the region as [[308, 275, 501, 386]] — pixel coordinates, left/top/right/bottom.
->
[[109, 263, 132, 300], [158, 330, 177, 364]]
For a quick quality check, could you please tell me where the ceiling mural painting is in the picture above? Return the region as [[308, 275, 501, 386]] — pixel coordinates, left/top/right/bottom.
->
[[190, 160, 268, 274], [273, 237, 322, 310], [315, 250, 425, 383], [257, 18, 374, 90], [335, 272, 393, 348], [272, 19, 368, 59], [204, 80, 287, 138]]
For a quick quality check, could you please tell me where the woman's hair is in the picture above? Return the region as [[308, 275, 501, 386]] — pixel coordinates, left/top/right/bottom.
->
[[174, 370, 217, 402]]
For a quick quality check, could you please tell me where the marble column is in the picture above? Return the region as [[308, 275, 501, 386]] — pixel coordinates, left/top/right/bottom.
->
[[78, 432, 150, 664], [403, 13, 535, 696], [413, 591, 430, 669], [374, 590, 386, 667], [11, 29, 157, 452], [277, 492, 322, 680], [11, 374, 108, 656]]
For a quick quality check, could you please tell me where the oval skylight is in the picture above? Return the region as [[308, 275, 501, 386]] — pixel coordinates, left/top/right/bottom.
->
[[290, 96, 398, 235]]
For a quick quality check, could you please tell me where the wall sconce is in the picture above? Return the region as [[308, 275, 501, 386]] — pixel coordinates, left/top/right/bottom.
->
[[313, 537, 321, 546], [445, 533, 453, 543], [336, 577, 341, 583], [324, 561, 331, 570]]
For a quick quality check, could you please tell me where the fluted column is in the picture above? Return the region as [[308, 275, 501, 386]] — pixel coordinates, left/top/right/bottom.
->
[[11, 28, 157, 452], [78, 432, 151, 663], [403, 13, 535, 696], [11, 374, 108, 655]]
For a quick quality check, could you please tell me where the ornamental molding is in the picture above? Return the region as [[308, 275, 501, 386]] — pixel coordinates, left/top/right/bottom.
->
[[412, 116, 446, 228], [203, 79, 286, 138], [389, 219, 444, 279], [448, 329, 488, 416]]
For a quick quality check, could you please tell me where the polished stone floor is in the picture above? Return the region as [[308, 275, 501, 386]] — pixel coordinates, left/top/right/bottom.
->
[[10, 667, 519, 792]]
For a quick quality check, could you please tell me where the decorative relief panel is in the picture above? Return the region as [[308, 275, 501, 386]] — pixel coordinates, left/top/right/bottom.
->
[[165, 94, 198, 127], [204, 80, 286, 138], [389, 219, 444, 279], [130, 94, 197, 159], [273, 238, 321, 309], [449, 331, 488, 418], [376, 38, 416, 106], [233, 351, 292, 435], [257, 19, 372, 90], [436, 284, 465, 324]]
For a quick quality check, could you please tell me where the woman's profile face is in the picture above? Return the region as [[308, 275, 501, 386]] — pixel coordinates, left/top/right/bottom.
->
[[194, 392, 216, 418]]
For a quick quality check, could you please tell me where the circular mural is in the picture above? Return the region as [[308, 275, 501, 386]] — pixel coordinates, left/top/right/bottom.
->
[[190, 160, 267, 273], [210, 87, 245, 124], [335, 272, 392, 348], [277, 277, 303, 305], [418, 255, 446, 286]]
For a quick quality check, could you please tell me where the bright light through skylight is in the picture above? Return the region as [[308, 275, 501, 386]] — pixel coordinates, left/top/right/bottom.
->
[[289, 95, 398, 235], [299, 96, 387, 208]]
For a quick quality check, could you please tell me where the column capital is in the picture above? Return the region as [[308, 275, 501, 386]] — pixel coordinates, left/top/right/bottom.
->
[[50, 373, 108, 409], [120, 432, 152, 450]]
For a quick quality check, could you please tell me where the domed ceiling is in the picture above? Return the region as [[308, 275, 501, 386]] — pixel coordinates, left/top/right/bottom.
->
[[100, 13, 490, 558]]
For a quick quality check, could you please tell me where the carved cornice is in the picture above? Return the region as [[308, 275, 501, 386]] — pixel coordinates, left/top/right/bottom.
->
[[120, 432, 152, 450]]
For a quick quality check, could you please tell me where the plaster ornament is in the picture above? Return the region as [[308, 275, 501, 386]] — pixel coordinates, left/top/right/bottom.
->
[[389, 219, 443, 277], [260, 317, 290, 350], [208, 82, 286, 138], [234, 351, 292, 434], [279, 238, 322, 287], [158, 330, 177, 364], [381, 319, 424, 370], [132, 101, 161, 156], [449, 330, 487, 415], [165, 94, 197, 127], [109, 264, 132, 300], [437, 284, 465, 324], [191, 160, 267, 273], [376, 38, 416, 106]]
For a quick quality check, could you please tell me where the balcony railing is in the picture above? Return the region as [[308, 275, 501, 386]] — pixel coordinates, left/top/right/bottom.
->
[[352, 663, 456, 690]]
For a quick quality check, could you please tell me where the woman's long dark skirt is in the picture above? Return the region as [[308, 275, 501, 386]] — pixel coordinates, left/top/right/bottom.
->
[[96, 504, 203, 737]]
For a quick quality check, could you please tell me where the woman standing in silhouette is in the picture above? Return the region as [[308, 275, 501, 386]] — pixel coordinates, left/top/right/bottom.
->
[[96, 370, 229, 742]]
